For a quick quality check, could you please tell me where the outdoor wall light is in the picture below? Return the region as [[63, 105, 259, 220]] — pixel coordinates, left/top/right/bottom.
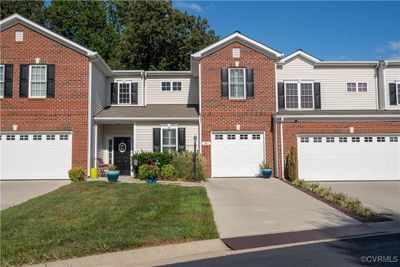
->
[[349, 127, 354, 134], [12, 124, 18, 131], [236, 124, 240, 131]]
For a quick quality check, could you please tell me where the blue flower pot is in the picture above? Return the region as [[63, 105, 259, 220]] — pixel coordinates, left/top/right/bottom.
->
[[106, 171, 120, 182], [146, 178, 157, 184], [261, 169, 272, 178]]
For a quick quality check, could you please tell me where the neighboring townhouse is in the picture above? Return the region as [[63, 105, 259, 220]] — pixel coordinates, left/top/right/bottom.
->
[[1, 14, 399, 181]]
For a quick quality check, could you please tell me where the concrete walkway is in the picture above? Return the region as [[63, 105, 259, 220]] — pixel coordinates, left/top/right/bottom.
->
[[205, 178, 359, 238], [0, 180, 69, 210]]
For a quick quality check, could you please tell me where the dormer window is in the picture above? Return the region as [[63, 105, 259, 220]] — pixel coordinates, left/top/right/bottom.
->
[[232, 48, 240, 58]]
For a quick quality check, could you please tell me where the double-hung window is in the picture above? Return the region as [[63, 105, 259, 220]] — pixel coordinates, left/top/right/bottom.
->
[[285, 81, 313, 109], [0, 65, 4, 98], [162, 128, 177, 152], [29, 65, 47, 98], [397, 83, 400, 105], [118, 83, 131, 104], [229, 68, 245, 99]]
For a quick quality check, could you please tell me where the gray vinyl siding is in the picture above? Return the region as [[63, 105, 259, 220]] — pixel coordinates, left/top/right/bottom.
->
[[135, 121, 199, 152], [107, 76, 144, 106], [277, 58, 378, 110], [384, 66, 400, 110], [146, 76, 199, 104]]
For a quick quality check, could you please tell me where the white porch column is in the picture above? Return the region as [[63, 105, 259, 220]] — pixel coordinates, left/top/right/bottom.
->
[[94, 123, 98, 168]]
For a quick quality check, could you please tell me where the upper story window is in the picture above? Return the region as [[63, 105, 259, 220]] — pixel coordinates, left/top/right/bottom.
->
[[397, 83, 400, 105], [285, 81, 314, 109], [29, 65, 47, 98], [0, 65, 4, 98], [118, 83, 131, 104], [162, 128, 177, 152], [161, 81, 182, 91], [232, 48, 240, 58], [229, 68, 245, 99], [347, 82, 367, 92]]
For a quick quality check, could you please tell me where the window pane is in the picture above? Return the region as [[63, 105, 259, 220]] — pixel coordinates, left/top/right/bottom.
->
[[119, 83, 130, 104], [347, 82, 356, 92], [397, 84, 400, 104], [0, 65, 4, 81], [285, 83, 298, 108], [300, 83, 313, 109], [30, 66, 46, 97], [229, 69, 245, 99], [172, 82, 181, 91], [358, 82, 367, 92], [162, 128, 177, 152], [161, 82, 171, 91]]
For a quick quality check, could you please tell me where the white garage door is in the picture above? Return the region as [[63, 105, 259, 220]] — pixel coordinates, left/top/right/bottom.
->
[[298, 135, 400, 181], [211, 132, 265, 177], [0, 132, 72, 180]]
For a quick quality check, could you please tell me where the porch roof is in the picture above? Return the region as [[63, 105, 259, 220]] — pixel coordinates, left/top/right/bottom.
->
[[94, 104, 199, 121]]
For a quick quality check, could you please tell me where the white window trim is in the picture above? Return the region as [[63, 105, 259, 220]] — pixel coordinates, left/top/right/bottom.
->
[[117, 81, 131, 105], [228, 68, 246, 100], [29, 65, 47, 98], [161, 126, 178, 153], [284, 81, 314, 110], [346, 81, 368, 93], [0, 64, 4, 98], [159, 81, 182, 92]]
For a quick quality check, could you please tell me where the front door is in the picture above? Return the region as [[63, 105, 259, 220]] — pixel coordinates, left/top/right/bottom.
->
[[113, 137, 131, 175]]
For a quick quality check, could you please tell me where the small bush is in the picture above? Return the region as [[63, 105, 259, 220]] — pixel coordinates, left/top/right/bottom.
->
[[286, 146, 297, 181], [259, 161, 271, 171], [132, 151, 173, 168], [68, 168, 85, 182], [138, 164, 160, 180], [171, 151, 206, 181], [160, 164, 176, 180]]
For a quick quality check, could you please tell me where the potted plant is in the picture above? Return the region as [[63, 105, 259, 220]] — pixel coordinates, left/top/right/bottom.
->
[[106, 165, 120, 182], [139, 164, 160, 184], [259, 161, 272, 178]]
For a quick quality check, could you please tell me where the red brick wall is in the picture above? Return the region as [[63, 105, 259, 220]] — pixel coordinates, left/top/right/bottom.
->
[[277, 120, 400, 178], [200, 42, 277, 177], [0, 24, 89, 170]]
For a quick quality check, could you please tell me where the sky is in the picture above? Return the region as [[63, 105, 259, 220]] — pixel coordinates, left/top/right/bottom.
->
[[173, 1, 400, 60]]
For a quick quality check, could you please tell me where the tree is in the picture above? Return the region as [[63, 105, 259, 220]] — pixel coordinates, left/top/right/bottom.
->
[[0, 0, 45, 23], [46, 0, 120, 66], [116, 0, 218, 70]]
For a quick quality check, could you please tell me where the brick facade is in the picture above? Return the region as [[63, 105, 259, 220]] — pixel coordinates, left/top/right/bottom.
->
[[0, 24, 89, 170], [277, 120, 400, 178], [200, 42, 277, 177]]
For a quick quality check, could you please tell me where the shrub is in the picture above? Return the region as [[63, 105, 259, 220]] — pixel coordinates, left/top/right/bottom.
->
[[160, 164, 176, 180], [171, 151, 206, 181], [132, 151, 173, 168], [68, 168, 85, 182], [286, 146, 297, 181], [138, 164, 160, 180]]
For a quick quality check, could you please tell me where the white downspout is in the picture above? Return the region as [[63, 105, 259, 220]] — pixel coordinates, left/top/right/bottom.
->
[[141, 71, 145, 106], [280, 117, 285, 179], [198, 61, 202, 153], [87, 61, 93, 176]]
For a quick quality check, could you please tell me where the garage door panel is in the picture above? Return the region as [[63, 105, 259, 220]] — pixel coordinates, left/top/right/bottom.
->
[[212, 133, 264, 177], [0, 133, 72, 180], [298, 135, 400, 181]]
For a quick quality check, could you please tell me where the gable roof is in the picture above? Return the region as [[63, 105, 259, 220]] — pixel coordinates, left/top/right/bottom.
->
[[192, 32, 283, 59], [279, 49, 321, 64], [1, 13, 112, 75]]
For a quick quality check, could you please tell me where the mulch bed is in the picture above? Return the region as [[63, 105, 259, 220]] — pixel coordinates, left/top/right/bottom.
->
[[284, 180, 391, 223]]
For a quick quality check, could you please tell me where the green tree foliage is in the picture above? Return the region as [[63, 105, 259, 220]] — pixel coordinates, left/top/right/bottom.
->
[[2, 0, 218, 70], [0, 0, 46, 24], [286, 146, 297, 181], [115, 0, 218, 70], [46, 0, 120, 66]]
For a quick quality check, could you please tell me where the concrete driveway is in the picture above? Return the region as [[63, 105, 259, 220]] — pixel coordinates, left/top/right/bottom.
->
[[205, 178, 359, 238], [0, 180, 69, 210], [318, 181, 400, 219]]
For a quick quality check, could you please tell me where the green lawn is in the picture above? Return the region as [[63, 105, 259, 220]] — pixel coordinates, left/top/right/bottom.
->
[[0, 182, 218, 266]]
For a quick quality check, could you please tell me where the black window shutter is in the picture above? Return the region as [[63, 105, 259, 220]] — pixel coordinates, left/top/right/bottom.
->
[[4, 64, 13, 98], [153, 128, 161, 152], [131, 83, 138, 105], [221, 68, 228, 98], [278, 82, 285, 108], [246, 68, 254, 98], [111, 83, 118, 104], [178, 128, 186, 152], [19, 64, 29, 98], [389, 83, 397, 105], [314, 82, 321, 109], [46, 64, 55, 98]]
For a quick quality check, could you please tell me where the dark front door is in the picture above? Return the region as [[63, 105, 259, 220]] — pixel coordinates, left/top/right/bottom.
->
[[113, 137, 131, 175]]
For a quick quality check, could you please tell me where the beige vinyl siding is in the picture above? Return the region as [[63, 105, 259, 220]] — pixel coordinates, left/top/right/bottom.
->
[[106, 76, 144, 106], [146, 76, 199, 104], [384, 66, 400, 110], [277, 58, 378, 110], [135, 121, 199, 152]]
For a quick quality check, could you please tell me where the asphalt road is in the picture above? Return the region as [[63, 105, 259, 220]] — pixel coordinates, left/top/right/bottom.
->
[[162, 233, 400, 267]]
